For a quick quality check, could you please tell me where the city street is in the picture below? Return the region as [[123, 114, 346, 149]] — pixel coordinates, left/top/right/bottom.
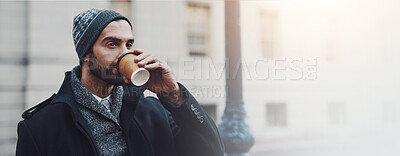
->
[[249, 132, 400, 156]]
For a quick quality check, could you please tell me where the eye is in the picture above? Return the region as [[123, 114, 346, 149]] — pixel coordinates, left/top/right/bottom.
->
[[107, 42, 117, 48], [126, 42, 133, 48]]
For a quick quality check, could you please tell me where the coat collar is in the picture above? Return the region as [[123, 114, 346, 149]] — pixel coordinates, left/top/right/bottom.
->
[[50, 70, 147, 134], [69, 66, 124, 126], [51, 71, 76, 105], [51, 70, 150, 156]]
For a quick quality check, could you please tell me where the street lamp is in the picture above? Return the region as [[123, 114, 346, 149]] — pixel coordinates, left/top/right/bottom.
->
[[219, 0, 255, 156]]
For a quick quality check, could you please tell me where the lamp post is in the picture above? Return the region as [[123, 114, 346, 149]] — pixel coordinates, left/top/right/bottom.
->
[[219, 0, 254, 156]]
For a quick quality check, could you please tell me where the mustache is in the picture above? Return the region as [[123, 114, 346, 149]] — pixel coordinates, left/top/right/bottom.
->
[[109, 61, 118, 69]]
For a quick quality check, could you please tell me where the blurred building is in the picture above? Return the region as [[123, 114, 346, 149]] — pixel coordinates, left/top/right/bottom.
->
[[0, 1, 225, 155], [241, 1, 400, 155], [2, 0, 400, 156]]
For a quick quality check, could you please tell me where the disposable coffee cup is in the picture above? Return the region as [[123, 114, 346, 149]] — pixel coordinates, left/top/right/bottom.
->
[[117, 52, 150, 86]]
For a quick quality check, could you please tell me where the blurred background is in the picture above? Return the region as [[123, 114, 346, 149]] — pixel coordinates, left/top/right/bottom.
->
[[1, 0, 400, 155]]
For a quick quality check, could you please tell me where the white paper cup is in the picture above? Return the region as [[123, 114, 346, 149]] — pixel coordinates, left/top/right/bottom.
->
[[130, 68, 150, 86], [117, 52, 151, 86]]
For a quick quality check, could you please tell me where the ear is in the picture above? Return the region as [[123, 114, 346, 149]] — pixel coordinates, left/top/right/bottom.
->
[[80, 53, 90, 67], [83, 52, 91, 62]]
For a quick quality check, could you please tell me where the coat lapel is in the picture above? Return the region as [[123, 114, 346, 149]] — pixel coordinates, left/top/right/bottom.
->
[[120, 85, 154, 156], [51, 71, 98, 155], [54, 72, 155, 156]]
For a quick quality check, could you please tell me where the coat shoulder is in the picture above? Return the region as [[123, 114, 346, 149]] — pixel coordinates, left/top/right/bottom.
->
[[19, 95, 73, 128]]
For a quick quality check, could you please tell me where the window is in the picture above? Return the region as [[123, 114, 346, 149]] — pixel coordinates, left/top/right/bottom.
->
[[266, 103, 287, 127], [186, 3, 210, 56], [260, 10, 279, 59]]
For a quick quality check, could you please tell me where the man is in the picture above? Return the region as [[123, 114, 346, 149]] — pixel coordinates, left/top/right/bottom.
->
[[16, 8, 224, 156]]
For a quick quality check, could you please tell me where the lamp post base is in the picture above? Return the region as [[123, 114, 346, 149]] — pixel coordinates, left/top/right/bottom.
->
[[219, 101, 254, 154]]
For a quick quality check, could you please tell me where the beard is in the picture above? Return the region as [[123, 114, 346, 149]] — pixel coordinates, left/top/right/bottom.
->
[[88, 53, 125, 85]]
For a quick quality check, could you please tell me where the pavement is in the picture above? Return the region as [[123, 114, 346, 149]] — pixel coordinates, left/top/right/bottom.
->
[[247, 129, 400, 156]]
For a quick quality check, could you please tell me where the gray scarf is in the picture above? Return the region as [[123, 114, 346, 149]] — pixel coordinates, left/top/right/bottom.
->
[[70, 65, 128, 156]]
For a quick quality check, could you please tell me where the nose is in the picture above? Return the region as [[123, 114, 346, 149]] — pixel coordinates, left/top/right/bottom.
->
[[117, 50, 125, 59], [122, 45, 130, 53], [117, 46, 129, 59]]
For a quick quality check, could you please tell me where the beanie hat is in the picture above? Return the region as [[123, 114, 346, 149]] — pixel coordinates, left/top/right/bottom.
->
[[72, 8, 132, 62]]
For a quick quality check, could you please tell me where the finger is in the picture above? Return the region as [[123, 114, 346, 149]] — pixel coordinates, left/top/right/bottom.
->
[[146, 60, 171, 71], [138, 56, 157, 66], [134, 53, 150, 62], [133, 49, 144, 55], [144, 62, 162, 70], [135, 53, 151, 62]]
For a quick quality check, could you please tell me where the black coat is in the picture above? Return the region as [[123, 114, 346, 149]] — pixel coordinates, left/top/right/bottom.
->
[[16, 71, 224, 156]]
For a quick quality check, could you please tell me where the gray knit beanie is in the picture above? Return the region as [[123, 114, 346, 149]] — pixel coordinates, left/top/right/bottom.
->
[[72, 8, 132, 62]]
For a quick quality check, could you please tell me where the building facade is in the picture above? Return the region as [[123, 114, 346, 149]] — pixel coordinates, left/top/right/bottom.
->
[[2, 0, 400, 155]]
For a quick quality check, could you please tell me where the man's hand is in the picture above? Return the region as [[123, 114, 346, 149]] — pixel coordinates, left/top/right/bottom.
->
[[124, 49, 185, 105]]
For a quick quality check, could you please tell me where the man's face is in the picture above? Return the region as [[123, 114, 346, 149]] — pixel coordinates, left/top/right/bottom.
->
[[87, 19, 134, 85]]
